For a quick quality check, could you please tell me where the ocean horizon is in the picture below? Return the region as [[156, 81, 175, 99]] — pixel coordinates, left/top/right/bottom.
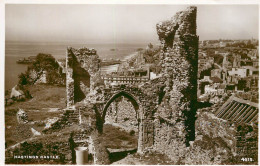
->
[[5, 41, 148, 90]]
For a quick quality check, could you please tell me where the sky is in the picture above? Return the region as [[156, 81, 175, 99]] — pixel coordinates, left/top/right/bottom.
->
[[5, 4, 259, 43]]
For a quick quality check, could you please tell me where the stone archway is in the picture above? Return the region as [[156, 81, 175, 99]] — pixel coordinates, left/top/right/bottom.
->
[[102, 91, 141, 120], [65, 6, 199, 163], [102, 91, 144, 153]]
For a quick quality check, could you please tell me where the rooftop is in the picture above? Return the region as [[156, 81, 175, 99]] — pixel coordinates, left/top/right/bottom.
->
[[215, 95, 258, 125]]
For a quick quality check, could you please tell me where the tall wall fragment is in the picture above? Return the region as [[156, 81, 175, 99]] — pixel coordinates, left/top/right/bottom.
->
[[154, 6, 199, 161], [66, 47, 101, 107], [65, 6, 199, 160]]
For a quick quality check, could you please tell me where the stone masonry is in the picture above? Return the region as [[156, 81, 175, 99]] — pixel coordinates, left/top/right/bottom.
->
[[66, 47, 100, 107], [65, 6, 198, 161], [105, 96, 138, 132], [156, 5, 198, 144]]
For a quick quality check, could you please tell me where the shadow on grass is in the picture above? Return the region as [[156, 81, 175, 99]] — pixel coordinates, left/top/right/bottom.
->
[[100, 124, 138, 149], [109, 148, 137, 163]]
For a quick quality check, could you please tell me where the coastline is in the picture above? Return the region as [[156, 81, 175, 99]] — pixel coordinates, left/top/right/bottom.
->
[[5, 49, 141, 90], [123, 51, 139, 61], [101, 51, 139, 74]]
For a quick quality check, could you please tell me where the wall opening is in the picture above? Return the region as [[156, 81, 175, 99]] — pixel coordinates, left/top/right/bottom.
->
[[102, 91, 141, 162]]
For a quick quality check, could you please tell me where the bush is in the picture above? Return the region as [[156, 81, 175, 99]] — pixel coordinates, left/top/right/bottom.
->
[[129, 130, 135, 136], [32, 53, 59, 72], [18, 53, 65, 86], [18, 71, 31, 86]]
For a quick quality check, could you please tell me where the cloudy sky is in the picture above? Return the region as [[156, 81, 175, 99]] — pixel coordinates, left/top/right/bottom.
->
[[5, 4, 259, 43]]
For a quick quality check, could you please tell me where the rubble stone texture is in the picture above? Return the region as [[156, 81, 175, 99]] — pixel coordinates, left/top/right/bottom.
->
[[235, 124, 258, 162], [17, 109, 28, 124], [65, 6, 198, 161], [66, 47, 100, 107], [156, 5, 198, 142], [100, 84, 158, 152], [105, 97, 138, 132], [152, 6, 198, 161]]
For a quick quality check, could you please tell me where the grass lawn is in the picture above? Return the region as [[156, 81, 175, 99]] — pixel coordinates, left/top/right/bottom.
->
[[99, 124, 138, 149], [6, 84, 66, 110], [5, 84, 66, 148]]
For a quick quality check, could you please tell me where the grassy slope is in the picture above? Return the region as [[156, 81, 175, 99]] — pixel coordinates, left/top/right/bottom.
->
[[5, 84, 66, 147], [6, 84, 66, 110], [5, 84, 138, 149]]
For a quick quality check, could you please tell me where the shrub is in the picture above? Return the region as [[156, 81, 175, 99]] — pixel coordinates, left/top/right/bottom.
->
[[124, 117, 129, 121], [129, 130, 135, 136], [18, 53, 65, 86], [18, 71, 31, 86]]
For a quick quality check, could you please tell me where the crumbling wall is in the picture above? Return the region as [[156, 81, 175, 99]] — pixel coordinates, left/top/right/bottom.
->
[[66, 47, 101, 107], [183, 135, 232, 165], [66, 50, 74, 107], [182, 112, 258, 165], [153, 6, 198, 160], [65, 6, 200, 160], [89, 131, 110, 165], [182, 111, 236, 164], [153, 118, 187, 163], [196, 112, 236, 149], [236, 124, 258, 163]]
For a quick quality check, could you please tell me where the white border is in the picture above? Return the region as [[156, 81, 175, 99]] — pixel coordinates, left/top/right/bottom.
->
[[3, 0, 260, 4], [0, 0, 5, 165], [0, 0, 259, 166]]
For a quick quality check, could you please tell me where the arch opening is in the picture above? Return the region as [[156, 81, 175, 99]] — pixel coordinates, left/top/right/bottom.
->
[[102, 91, 141, 132], [101, 91, 142, 162], [103, 91, 140, 115]]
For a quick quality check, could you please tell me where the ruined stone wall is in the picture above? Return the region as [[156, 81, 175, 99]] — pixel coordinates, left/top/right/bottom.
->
[[101, 84, 158, 152], [184, 111, 236, 164], [196, 112, 236, 149], [66, 49, 75, 107], [152, 6, 198, 160], [89, 131, 110, 165], [153, 118, 187, 163], [65, 6, 200, 160], [183, 112, 258, 165], [236, 124, 258, 163], [66, 47, 101, 107]]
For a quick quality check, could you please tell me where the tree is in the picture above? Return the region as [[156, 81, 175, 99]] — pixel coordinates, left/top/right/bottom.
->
[[18, 71, 31, 85], [30, 53, 62, 84], [32, 53, 59, 73], [18, 53, 64, 86], [237, 80, 247, 91], [5, 90, 9, 96]]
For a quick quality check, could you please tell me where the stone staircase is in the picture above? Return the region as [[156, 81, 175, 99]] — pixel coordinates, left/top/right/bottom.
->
[[63, 107, 79, 124]]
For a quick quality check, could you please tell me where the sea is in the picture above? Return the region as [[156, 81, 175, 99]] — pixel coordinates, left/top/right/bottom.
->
[[5, 41, 147, 90]]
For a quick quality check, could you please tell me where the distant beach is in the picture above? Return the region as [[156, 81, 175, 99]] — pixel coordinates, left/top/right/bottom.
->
[[5, 42, 146, 90], [123, 52, 139, 61]]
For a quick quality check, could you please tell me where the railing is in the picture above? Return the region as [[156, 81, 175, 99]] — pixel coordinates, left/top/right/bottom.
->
[[101, 76, 149, 84]]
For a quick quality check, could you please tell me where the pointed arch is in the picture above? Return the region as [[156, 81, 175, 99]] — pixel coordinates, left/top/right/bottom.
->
[[102, 91, 141, 121]]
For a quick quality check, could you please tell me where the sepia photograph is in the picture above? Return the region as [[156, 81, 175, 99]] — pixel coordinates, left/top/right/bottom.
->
[[3, 1, 259, 165]]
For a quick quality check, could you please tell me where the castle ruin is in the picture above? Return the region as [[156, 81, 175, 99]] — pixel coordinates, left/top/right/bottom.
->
[[65, 6, 198, 162]]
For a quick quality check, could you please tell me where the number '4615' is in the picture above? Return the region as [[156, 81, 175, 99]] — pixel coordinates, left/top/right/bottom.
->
[[241, 158, 253, 162]]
